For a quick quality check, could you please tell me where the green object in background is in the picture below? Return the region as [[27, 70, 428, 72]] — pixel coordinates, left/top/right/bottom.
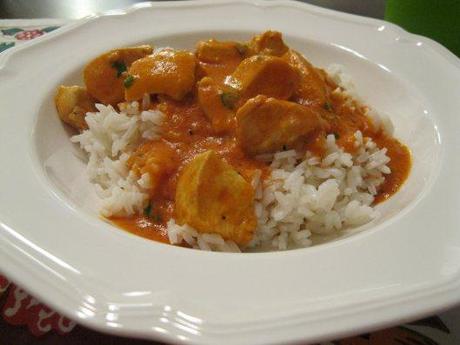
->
[[385, 0, 460, 57]]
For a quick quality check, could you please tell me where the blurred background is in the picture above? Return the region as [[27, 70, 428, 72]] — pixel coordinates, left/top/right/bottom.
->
[[2, 0, 458, 57], [0, 0, 386, 19], [0, 0, 460, 57], [0, 0, 458, 344]]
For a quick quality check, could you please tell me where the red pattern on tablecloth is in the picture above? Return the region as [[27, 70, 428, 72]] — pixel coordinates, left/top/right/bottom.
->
[[0, 275, 76, 336], [15, 29, 44, 40], [0, 275, 10, 293]]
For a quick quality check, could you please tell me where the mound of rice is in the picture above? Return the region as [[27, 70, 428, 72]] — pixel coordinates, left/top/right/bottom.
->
[[71, 101, 163, 217], [249, 131, 390, 251], [72, 65, 392, 252]]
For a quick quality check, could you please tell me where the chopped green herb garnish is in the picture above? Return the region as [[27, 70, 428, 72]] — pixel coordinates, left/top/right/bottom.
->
[[144, 202, 162, 222], [235, 43, 248, 56], [220, 91, 239, 110], [323, 101, 333, 111], [124, 74, 135, 88], [143, 203, 152, 217], [333, 132, 340, 139], [111, 60, 127, 78]]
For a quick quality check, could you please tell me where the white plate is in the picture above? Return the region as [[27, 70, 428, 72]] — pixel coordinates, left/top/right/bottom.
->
[[1, 1, 459, 344]]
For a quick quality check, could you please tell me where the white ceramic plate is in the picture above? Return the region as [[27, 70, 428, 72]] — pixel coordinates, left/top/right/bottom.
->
[[1, 1, 460, 344]]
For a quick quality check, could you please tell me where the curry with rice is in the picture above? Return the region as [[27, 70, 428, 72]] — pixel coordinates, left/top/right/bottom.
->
[[55, 31, 411, 251]]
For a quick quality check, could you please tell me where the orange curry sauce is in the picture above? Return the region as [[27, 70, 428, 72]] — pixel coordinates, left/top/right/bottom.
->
[[109, 34, 411, 243]]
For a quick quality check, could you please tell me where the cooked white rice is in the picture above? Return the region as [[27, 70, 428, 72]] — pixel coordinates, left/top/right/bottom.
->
[[71, 101, 163, 217], [72, 65, 393, 252], [248, 131, 389, 251], [327, 64, 394, 136], [166, 219, 241, 253]]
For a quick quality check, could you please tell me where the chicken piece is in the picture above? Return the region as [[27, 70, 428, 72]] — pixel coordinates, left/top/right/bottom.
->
[[197, 77, 236, 133], [83, 45, 153, 105], [282, 50, 329, 107], [196, 39, 245, 83], [127, 140, 178, 195], [175, 150, 256, 245], [247, 30, 288, 57], [226, 55, 300, 105], [125, 49, 196, 101], [236, 95, 328, 155], [196, 39, 246, 63], [54, 85, 96, 130]]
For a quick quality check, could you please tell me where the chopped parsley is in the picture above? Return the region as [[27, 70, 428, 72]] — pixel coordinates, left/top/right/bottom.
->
[[235, 43, 248, 56], [143, 202, 162, 222], [111, 60, 127, 78], [123, 74, 135, 88], [323, 101, 333, 111], [220, 91, 239, 110], [143, 203, 152, 217], [333, 132, 340, 139]]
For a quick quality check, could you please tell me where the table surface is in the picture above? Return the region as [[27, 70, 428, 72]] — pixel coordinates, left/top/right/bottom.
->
[[0, 0, 386, 19]]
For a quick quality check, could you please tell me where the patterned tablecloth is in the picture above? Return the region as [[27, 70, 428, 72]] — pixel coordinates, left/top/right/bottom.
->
[[1, 19, 459, 345]]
